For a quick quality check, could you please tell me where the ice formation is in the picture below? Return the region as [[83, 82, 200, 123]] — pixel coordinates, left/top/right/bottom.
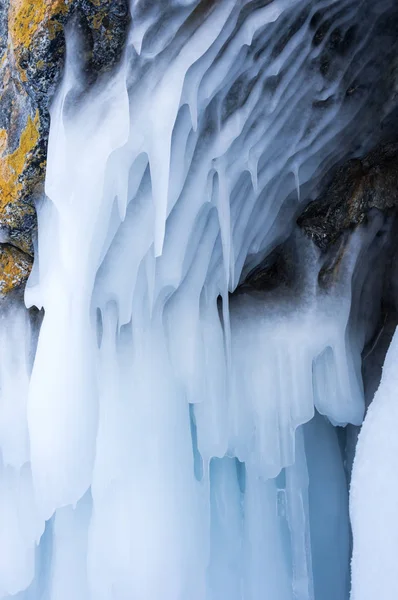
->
[[350, 330, 398, 600], [1, 0, 398, 598]]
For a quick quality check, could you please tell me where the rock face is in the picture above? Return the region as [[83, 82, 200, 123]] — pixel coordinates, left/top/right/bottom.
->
[[0, 243, 33, 296], [298, 143, 398, 251], [0, 0, 129, 294], [239, 142, 398, 296]]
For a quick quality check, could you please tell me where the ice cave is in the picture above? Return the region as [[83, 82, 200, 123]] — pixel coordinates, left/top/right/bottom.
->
[[1, 0, 398, 598]]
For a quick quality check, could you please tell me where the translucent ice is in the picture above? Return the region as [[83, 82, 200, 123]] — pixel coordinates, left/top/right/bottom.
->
[[1, 0, 394, 598]]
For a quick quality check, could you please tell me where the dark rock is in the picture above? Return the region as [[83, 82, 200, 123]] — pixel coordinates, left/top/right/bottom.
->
[[297, 143, 398, 251]]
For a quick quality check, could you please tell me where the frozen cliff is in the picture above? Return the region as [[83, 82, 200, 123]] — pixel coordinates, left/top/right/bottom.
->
[[1, 0, 398, 598]]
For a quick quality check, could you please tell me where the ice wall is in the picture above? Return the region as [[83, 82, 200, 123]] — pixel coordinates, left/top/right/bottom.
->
[[350, 329, 398, 600], [0, 0, 396, 598]]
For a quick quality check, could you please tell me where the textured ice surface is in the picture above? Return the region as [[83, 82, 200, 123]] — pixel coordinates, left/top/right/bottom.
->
[[1, 0, 395, 598]]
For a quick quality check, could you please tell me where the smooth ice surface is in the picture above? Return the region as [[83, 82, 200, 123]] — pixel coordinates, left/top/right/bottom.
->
[[350, 328, 398, 600], [1, 0, 395, 598], [304, 413, 350, 600]]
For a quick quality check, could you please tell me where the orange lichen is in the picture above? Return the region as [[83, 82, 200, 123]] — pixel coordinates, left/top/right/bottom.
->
[[0, 244, 32, 295], [8, 0, 70, 50], [91, 12, 104, 30], [0, 110, 40, 210], [46, 19, 64, 42]]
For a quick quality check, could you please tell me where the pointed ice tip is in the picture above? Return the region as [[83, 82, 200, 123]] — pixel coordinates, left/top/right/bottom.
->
[[189, 101, 198, 132], [117, 193, 127, 222], [154, 237, 164, 258], [130, 31, 143, 56], [154, 215, 166, 258], [247, 158, 258, 194], [250, 169, 258, 194]]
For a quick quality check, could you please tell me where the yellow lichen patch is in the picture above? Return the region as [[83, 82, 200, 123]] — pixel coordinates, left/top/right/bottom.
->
[[46, 19, 64, 42], [0, 244, 32, 295], [8, 0, 70, 50], [91, 12, 105, 30], [0, 110, 40, 210]]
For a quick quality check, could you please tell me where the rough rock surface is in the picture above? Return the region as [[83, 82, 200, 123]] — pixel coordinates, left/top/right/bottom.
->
[[240, 142, 398, 295], [0, 0, 129, 295], [298, 143, 398, 252]]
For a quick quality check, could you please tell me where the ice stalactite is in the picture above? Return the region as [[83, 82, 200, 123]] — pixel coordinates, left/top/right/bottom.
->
[[1, 0, 398, 598]]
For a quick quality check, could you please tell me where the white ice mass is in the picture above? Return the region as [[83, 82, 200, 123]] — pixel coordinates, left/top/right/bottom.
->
[[1, 0, 398, 598]]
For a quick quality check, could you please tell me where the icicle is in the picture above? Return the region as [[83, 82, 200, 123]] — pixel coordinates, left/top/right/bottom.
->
[[10, 0, 389, 596], [214, 162, 232, 288], [248, 153, 259, 195], [285, 428, 314, 600]]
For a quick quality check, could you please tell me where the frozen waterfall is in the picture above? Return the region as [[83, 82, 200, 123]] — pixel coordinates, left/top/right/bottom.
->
[[2, 0, 398, 598]]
